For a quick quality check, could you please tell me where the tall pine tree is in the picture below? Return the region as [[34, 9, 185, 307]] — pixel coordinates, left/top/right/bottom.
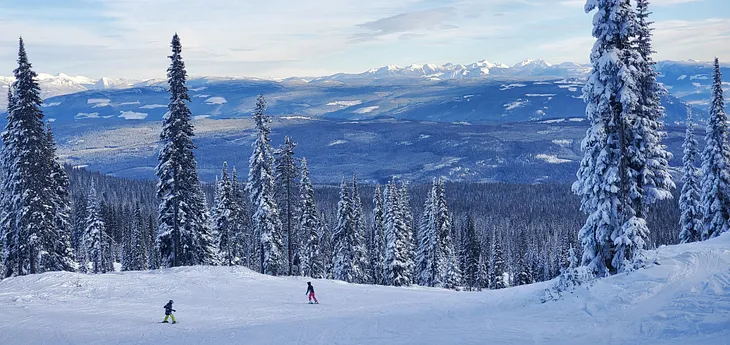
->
[[1, 38, 74, 277], [371, 185, 386, 285], [700, 58, 730, 240], [679, 108, 702, 244], [333, 178, 355, 282], [274, 136, 299, 275], [574, 0, 648, 276], [351, 175, 370, 283], [384, 179, 413, 286], [298, 158, 323, 278], [84, 182, 109, 274], [155, 33, 216, 268], [247, 95, 285, 275]]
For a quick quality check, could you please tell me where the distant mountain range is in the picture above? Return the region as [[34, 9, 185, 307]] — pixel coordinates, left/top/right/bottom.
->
[[0, 58, 726, 183]]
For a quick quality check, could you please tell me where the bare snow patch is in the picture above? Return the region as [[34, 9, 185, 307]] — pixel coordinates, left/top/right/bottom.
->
[[118, 101, 140, 106], [140, 104, 167, 109], [328, 139, 347, 146], [43, 102, 62, 107], [282, 116, 312, 120], [118, 111, 148, 120], [526, 94, 556, 97], [552, 139, 573, 147], [536, 154, 571, 164], [677, 75, 687, 80], [76, 112, 100, 119], [424, 157, 462, 171], [205, 97, 227, 105], [327, 100, 362, 107], [500, 83, 527, 90], [88, 98, 111, 107], [504, 99, 529, 110], [354, 106, 379, 114], [541, 119, 565, 124]]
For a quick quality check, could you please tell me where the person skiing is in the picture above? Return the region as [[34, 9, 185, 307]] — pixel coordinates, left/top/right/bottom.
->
[[306, 282, 318, 304], [162, 300, 177, 323]]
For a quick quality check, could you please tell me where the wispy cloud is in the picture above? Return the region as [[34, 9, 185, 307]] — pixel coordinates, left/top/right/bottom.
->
[[0, 0, 724, 78]]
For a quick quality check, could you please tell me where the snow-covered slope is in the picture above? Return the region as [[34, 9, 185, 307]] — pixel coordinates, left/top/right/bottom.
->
[[1, 234, 728, 345]]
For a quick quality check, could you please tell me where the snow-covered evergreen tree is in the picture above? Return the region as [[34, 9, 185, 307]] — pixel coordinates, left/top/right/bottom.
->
[[574, 0, 648, 276], [679, 108, 703, 244], [274, 136, 299, 275], [297, 158, 323, 278], [155, 34, 216, 268], [332, 178, 355, 282], [489, 233, 507, 289], [700, 58, 730, 240], [129, 202, 147, 271], [247, 94, 285, 275], [214, 162, 238, 265], [416, 181, 439, 286], [632, 0, 674, 217], [1, 38, 74, 277], [383, 179, 413, 286], [351, 175, 371, 283], [230, 168, 250, 267], [436, 180, 460, 289], [371, 185, 386, 285], [84, 182, 110, 274], [460, 215, 481, 291]]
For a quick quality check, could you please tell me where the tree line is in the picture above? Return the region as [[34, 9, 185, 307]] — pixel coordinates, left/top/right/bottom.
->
[[1, 0, 724, 292]]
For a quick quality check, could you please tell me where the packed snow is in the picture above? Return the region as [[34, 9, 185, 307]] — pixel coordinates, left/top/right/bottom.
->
[[0, 234, 728, 344]]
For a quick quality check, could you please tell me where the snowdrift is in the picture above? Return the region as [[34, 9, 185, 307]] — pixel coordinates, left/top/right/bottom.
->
[[1, 234, 729, 345]]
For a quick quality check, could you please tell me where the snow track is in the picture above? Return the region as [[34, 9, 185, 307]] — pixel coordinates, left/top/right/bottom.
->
[[1, 234, 729, 344]]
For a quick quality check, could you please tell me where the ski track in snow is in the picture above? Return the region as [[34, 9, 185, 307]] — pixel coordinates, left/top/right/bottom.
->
[[0, 234, 729, 344]]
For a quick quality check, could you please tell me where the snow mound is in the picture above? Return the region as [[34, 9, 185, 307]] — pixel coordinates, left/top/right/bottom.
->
[[0, 235, 729, 344]]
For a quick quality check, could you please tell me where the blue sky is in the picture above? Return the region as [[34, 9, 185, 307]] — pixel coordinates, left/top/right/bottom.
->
[[0, 0, 728, 79]]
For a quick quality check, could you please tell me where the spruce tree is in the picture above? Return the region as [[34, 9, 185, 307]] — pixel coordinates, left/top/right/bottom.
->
[[333, 178, 355, 282], [370, 185, 386, 285], [214, 162, 237, 265], [700, 58, 730, 240], [1, 38, 74, 277], [460, 214, 481, 291], [155, 33, 216, 268], [489, 233, 507, 289], [383, 179, 413, 286], [574, 0, 646, 276], [130, 202, 147, 271], [436, 180, 460, 289], [632, 0, 674, 216], [247, 94, 284, 275], [274, 136, 299, 274], [416, 181, 439, 286], [351, 175, 370, 283], [679, 108, 702, 243], [230, 168, 251, 267], [298, 158, 323, 278], [85, 182, 109, 274]]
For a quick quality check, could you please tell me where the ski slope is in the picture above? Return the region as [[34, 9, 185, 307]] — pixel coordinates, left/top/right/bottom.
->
[[1, 234, 729, 345]]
